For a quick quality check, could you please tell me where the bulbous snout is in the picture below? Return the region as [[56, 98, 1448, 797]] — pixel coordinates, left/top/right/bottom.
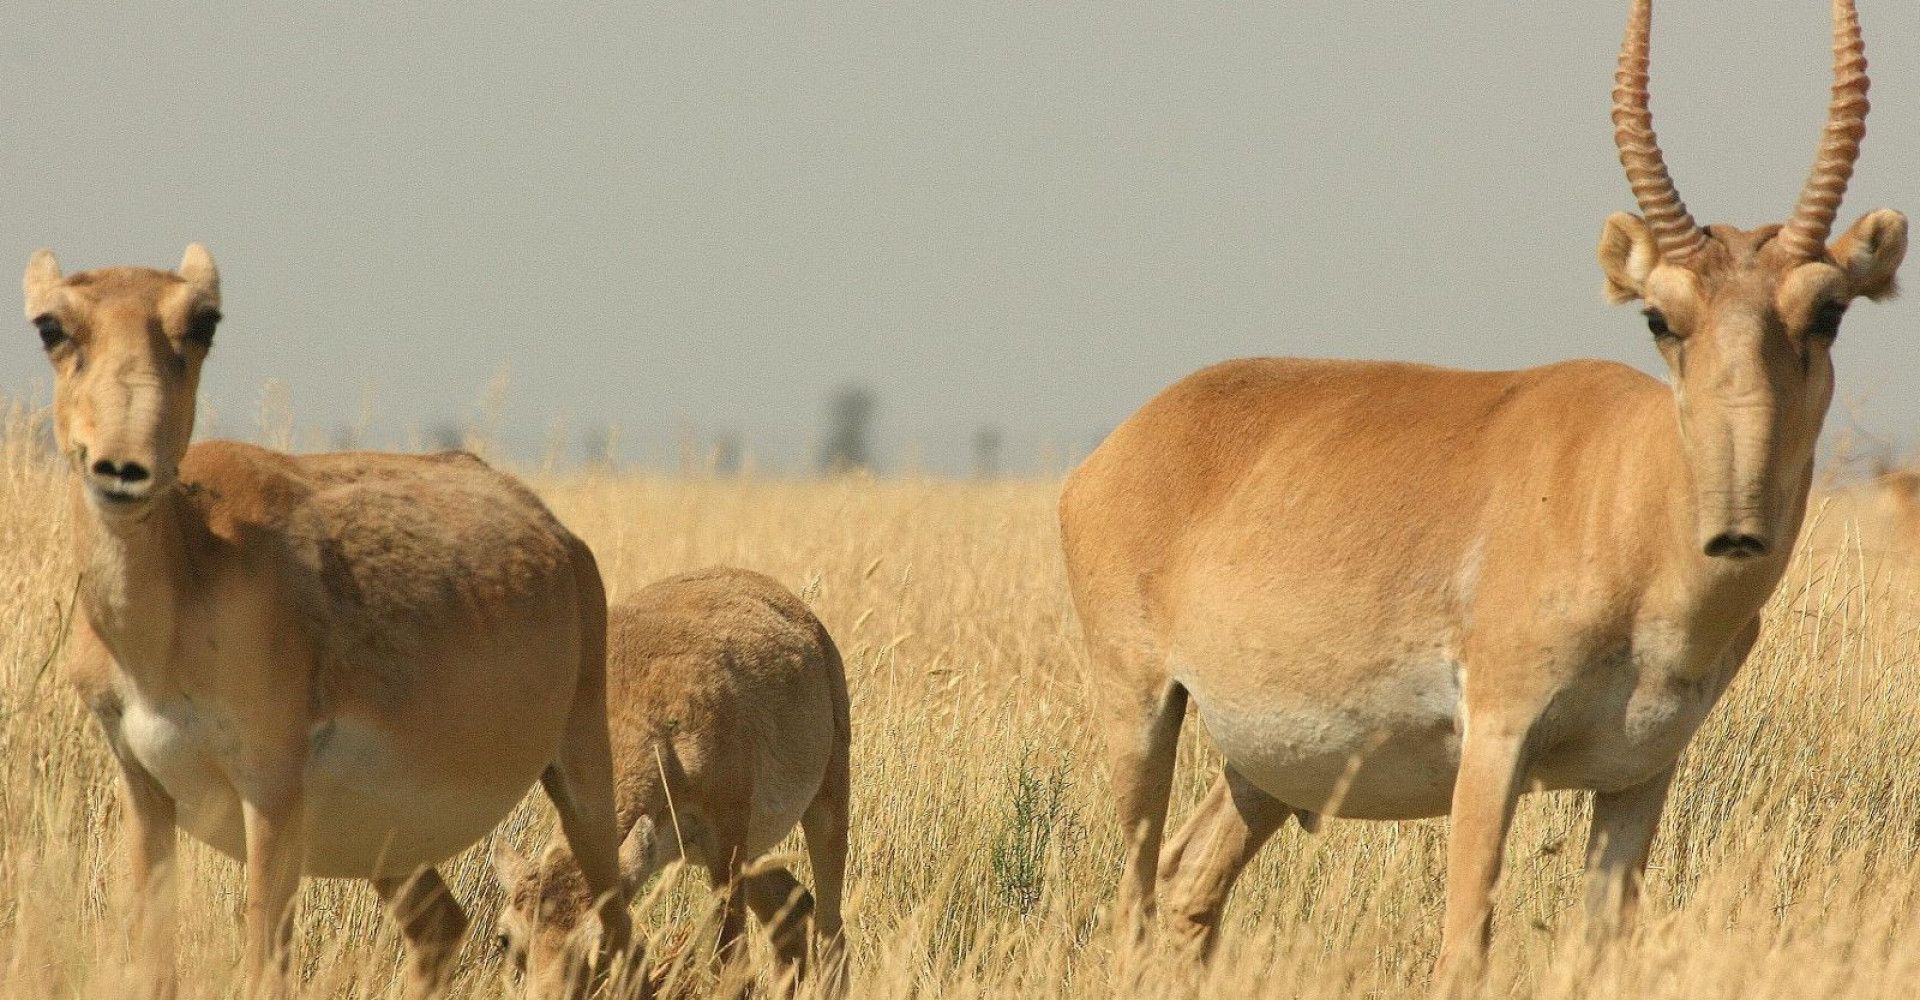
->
[[67, 358, 180, 513], [80, 448, 161, 508], [1703, 529, 1770, 560], [521, 954, 595, 1000]]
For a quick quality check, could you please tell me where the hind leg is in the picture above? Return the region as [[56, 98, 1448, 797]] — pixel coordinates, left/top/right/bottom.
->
[[1156, 766, 1294, 961], [543, 545, 632, 972], [801, 733, 850, 954], [791, 763, 849, 995], [700, 835, 753, 975], [372, 867, 469, 1000], [680, 773, 755, 977], [1086, 635, 1187, 953], [743, 868, 815, 975], [541, 690, 634, 973]]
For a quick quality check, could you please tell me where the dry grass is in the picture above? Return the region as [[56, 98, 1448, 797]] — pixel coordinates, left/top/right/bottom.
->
[[5, 400, 1920, 999]]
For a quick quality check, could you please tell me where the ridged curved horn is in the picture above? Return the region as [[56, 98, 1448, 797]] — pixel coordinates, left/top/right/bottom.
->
[[1613, 0, 1707, 262], [1778, 0, 1870, 260]]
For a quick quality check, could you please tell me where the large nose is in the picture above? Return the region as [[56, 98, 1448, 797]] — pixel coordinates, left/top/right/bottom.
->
[[1704, 531, 1769, 559], [78, 351, 173, 501], [86, 454, 155, 498]]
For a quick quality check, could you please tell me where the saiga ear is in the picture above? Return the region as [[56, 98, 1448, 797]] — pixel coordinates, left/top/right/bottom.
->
[[177, 243, 221, 306], [1598, 212, 1660, 304], [490, 838, 530, 887], [1830, 209, 1907, 302], [23, 249, 61, 319]]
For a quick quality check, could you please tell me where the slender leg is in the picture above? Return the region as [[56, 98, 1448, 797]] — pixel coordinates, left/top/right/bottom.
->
[[104, 730, 180, 1000], [1583, 766, 1676, 935], [373, 867, 470, 1000], [1092, 662, 1188, 952], [1157, 766, 1294, 961], [697, 819, 753, 974], [545, 543, 634, 974], [240, 792, 306, 999], [800, 742, 851, 944], [743, 868, 815, 972], [1432, 721, 1531, 989], [542, 705, 635, 975], [798, 765, 850, 995], [699, 866, 753, 978]]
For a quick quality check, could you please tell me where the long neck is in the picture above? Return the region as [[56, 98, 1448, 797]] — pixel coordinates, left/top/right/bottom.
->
[[70, 479, 191, 679]]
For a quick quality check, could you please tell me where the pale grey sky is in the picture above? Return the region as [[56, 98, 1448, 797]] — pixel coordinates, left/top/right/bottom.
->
[[6, 2, 1919, 473]]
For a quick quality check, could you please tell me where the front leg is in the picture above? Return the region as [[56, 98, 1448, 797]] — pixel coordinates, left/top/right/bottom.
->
[[241, 789, 306, 999], [103, 725, 180, 1000], [1433, 718, 1532, 990], [1583, 765, 1676, 934]]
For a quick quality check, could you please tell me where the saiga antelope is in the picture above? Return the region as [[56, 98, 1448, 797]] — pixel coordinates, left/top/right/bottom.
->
[[26, 246, 632, 998], [1060, 0, 1905, 982], [492, 568, 851, 998], [1803, 466, 1920, 560]]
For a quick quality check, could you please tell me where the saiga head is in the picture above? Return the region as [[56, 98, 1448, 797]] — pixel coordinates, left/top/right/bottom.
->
[[1598, 0, 1906, 561], [25, 245, 222, 523], [491, 841, 606, 1000]]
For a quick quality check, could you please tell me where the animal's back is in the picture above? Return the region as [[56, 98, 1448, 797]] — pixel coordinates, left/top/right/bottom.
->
[[162, 440, 595, 874], [606, 568, 844, 855], [179, 441, 591, 706], [1062, 357, 1665, 638]]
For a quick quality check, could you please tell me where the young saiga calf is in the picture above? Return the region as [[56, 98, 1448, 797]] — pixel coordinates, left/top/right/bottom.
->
[[494, 568, 852, 998], [25, 246, 632, 998]]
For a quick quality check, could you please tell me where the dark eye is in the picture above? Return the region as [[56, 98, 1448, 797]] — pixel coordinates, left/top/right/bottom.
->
[[494, 933, 511, 953], [186, 309, 221, 347], [1807, 301, 1846, 342], [34, 314, 65, 351], [1644, 308, 1674, 340]]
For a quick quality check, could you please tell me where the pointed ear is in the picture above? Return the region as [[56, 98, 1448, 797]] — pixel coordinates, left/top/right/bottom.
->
[[24, 249, 61, 319], [177, 243, 220, 306], [491, 838, 530, 887], [1831, 209, 1906, 302], [1598, 213, 1660, 304]]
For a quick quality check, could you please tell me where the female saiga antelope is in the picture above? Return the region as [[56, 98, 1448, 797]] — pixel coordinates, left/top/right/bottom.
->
[[1803, 466, 1920, 558], [1060, 0, 1906, 981], [493, 568, 851, 998], [26, 246, 632, 998]]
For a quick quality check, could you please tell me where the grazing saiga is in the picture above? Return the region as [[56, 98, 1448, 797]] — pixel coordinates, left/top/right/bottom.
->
[[26, 246, 631, 998], [493, 568, 851, 998], [1059, 0, 1906, 983]]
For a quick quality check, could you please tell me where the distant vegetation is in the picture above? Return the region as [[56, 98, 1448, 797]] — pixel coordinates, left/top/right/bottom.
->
[[820, 383, 878, 474]]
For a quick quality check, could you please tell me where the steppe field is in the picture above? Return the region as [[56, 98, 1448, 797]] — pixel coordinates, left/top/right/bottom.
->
[[5, 401, 1920, 1000]]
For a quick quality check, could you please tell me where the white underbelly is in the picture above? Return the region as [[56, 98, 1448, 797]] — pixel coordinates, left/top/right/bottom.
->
[[122, 703, 542, 878], [1179, 656, 1465, 819]]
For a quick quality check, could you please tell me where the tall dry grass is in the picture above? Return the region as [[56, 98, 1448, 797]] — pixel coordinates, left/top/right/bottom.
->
[[4, 401, 1920, 998]]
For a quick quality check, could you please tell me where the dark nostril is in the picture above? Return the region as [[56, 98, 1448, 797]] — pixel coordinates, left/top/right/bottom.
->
[[90, 459, 151, 485], [1705, 533, 1768, 559]]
